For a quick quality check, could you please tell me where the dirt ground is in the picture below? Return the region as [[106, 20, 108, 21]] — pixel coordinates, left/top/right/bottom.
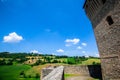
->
[[65, 76, 98, 80]]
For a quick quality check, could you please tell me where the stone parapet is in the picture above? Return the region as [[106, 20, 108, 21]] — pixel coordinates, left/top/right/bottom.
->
[[42, 66, 64, 80]]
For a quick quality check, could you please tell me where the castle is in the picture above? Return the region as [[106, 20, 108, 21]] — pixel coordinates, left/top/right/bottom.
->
[[41, 0, 120, 80], [83, 0, 120, 79]]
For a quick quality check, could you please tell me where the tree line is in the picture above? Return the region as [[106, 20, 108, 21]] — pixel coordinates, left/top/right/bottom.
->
[[0, 52, 100, 66]]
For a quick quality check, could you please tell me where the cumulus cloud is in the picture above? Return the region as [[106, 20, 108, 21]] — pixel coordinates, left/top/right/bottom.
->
[[82, 51, 86, 53], [65, 38, 80, 47], [81, 43, 87, 47], [65, 38, 80, 44], [56, 49, 64, 53], [77, 46, 82, 50], [95, 53, 100, 57], [51, 53, 55, 55], [3, 32, 23, 43], [85, 54, 89, 58], [65, 44, 71, 47], [30, 50, 39, 53]]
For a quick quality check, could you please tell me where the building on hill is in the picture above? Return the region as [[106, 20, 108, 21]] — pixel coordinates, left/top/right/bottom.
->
[[83, 0, 120, 80]]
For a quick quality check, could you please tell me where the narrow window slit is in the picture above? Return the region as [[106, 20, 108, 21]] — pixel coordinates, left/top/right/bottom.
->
[[106, 16, 114, 25]]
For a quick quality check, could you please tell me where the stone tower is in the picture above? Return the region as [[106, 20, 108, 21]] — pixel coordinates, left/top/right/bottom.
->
[[83, 0, 120, 80]]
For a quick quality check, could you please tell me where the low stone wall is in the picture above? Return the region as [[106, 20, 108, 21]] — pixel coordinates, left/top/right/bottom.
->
[[41, 65, 102, 80], [41, 67, 54, 80], [64, 65, 89, 75], [64, 65, 102, 79], [42, 66, 64, 80]]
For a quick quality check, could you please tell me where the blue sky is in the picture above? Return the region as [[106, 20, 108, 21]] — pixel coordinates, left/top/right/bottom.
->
[[0, 0, 99, 57]]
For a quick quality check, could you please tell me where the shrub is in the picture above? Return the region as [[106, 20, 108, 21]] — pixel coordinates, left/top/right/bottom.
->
[[35, 73, 40, 78], [19, 71, 27, 78], [28, 75, 31, 78], [67, 58, 76, 64], [52, 59, 59, 63]]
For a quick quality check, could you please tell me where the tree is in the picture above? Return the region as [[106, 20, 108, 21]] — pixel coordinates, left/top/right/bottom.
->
[[6, 59, 13, 65], [67, 58, 76, 64], [45, 57, 51, 63], [52, 59, 58, 63], [0, 60, 6, 65]]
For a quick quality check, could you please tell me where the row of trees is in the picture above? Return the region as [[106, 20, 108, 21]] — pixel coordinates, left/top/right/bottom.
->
[[32, 57, 89, 66], [0, 59, 13, 65], [0, 52, 100, 66], [0, 58, 29, 65]]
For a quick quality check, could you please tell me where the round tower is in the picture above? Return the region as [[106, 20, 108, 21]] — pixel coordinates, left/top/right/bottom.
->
[[84, 0, 120, 79]]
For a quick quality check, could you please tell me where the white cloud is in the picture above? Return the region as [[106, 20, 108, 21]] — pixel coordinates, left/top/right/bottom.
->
[[95, 53, 100, 57], [77, 46, 82, 50], [51, 53, 55, 55], [81, 43, 87, 47], [65, 38, 80, 44], [3, 32, 23, 43], [65, 38, 80, 47], [85, 54, 89, 58], [30, 50, 39, 53], [82, 51, 86, 53], [56, 49, 64, 53], [65, 44, 71, 47]]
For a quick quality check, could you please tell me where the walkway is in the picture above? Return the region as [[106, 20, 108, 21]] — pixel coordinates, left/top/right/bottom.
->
[[65, 76, 98, 80]]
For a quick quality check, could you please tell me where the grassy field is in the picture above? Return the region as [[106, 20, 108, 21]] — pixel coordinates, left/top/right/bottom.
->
[[0, 64, 39, 80], [0, 63, 68, 80], [0, 58, 100, 80]]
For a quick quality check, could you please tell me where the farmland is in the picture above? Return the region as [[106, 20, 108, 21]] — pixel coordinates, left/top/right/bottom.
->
[[0, 52, 100, 80]]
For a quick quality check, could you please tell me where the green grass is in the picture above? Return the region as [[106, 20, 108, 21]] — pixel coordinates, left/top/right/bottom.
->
[[64, 74, 80, 78], [0, 64, 40, 80], [0, 58, 100, 80], [64, 74, 100, 80], [0, 63, 66, 80]]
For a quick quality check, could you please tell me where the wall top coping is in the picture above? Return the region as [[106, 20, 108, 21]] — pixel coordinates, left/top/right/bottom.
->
[[42, 66, 64, 80]]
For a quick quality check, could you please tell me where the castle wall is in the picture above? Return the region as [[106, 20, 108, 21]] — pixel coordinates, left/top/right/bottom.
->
[[84, 0, 120, 80], [84, 0, 120, 79], [64, 65, 102, 79], [94, 2, 120, 79]]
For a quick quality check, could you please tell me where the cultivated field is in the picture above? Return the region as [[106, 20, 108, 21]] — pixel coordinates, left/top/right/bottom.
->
[[0, 52, 100, 80]]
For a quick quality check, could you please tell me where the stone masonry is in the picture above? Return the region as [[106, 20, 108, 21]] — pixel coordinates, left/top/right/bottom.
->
[[41, 65, 102, 80], [41, 66, 64, 80], [83, 0, 120, 80], [41, 67, 54, 80], [64, 65, 102, 79]]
